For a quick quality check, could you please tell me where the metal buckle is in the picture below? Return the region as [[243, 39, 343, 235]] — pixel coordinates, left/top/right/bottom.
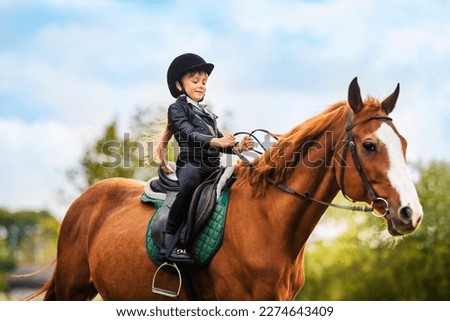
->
[[371, 197, 389, 217], [151, 262, 182, 298]]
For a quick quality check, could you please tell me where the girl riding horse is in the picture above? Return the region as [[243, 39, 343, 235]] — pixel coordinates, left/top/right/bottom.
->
[[155, 53, 254, 264]]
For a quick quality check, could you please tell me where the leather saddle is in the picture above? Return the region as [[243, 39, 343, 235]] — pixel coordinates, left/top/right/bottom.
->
[[147, 163, 231, 252]]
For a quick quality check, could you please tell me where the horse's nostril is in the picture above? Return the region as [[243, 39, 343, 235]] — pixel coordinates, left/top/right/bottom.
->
[[399, 206, 413, 224]]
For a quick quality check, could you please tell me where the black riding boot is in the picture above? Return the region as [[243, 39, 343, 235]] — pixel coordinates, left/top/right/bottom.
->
[[162, 233, 195, 265]]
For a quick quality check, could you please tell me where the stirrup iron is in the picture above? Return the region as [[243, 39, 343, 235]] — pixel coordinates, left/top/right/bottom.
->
[[152, 262, 182, 298]]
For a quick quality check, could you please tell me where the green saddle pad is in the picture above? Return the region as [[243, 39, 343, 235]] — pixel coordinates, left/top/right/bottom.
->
[[142, 186, 230, 267]]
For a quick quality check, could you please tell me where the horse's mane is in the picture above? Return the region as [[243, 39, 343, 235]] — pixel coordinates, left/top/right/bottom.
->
[[236, 97, 383, 195]]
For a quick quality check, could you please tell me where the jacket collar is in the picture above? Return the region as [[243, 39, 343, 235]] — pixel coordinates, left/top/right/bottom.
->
[[178, 95, 218, 120]]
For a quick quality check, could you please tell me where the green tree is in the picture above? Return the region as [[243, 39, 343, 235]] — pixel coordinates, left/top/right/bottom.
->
[[67, 106, 169, 190], [67, 121, 143, 189], [0, 209, 59, 292], [296, 161, 450, 300]]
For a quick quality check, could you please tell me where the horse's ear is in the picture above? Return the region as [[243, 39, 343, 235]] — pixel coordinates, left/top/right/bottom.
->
[[348, 77, 364, 113], [381, 83, 400, 115]]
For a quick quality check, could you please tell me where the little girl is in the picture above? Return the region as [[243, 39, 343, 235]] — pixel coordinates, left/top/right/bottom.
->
[[155, 53, 253, 264]]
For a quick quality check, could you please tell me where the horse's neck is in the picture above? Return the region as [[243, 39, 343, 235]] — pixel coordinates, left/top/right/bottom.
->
[[277, 159, 339, 251], [235, 134, 341, 260]]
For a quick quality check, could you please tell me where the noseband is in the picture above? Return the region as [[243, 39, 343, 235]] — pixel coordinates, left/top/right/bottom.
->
[[339, 110, 392, 216]]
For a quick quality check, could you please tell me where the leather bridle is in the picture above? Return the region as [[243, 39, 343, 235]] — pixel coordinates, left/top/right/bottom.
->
[[234, 110, 393, 216], [338, 110, 392, 216]]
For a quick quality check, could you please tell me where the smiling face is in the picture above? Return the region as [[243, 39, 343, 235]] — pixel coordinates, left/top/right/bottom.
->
[[176, 71, 209, 102]]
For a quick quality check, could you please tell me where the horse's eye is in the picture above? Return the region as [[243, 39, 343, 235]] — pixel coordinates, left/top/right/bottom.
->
[[363, 141, 377, 152]]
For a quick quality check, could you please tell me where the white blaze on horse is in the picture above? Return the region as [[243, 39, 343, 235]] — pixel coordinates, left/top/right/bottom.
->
[[26, 78, 422, 300]]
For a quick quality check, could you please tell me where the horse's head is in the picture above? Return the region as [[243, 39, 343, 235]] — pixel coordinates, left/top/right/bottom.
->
[[338, 77, 423, 236]]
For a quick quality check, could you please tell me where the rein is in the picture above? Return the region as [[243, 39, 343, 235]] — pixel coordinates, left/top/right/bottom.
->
[[232, 129, 277, 169], [233, 128, 279, 155], [233, 111, 393, 215], [273, 182, 374, 212]]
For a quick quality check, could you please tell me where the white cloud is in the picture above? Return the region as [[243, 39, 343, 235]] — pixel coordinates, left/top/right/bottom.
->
[[0, 46, 166, 127], [243, 0, 371, 32], [0, 119, 94, 217], [0, 0, 120, 9]]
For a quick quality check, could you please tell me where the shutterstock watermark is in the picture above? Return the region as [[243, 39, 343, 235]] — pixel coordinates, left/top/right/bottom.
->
[[100, 132, 350, 169], [101, 133, 161, 168]]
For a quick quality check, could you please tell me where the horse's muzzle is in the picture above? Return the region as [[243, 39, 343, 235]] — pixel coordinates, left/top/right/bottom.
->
[[386, 204, 423, 236]]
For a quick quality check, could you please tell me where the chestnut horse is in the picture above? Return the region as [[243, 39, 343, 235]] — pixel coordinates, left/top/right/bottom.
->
[[29, 78, 423, 300]]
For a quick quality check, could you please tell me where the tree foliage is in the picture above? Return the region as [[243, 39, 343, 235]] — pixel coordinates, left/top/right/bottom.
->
[[0, 209, 60, 292], [297, 161, 450, 300], [66, 104, 229, 191], [66, 106, 168, 190]]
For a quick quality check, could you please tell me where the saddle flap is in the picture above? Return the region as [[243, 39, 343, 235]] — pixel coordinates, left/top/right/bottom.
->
[[186, 167, 227, 246], [150, 191, 178, 249], [145, 185, 231, 268]]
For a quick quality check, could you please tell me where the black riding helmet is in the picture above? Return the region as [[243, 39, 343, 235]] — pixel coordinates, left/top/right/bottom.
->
[[167, 53, 214, 98]]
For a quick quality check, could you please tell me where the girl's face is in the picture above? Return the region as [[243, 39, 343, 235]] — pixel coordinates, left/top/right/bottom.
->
[[177, 71, 208, 102]]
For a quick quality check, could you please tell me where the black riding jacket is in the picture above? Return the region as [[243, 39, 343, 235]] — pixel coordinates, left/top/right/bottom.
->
[[168, 95, 233, 167]]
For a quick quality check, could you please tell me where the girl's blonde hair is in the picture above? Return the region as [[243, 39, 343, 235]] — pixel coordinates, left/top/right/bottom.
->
[[154, 122, 174, 173]]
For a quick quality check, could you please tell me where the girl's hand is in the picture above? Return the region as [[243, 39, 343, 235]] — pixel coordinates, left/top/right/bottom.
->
[[237, 136, 255, 152], [154, 124, 174, 174], [161, 161, 174, 174], [210, 135, 236, 148]]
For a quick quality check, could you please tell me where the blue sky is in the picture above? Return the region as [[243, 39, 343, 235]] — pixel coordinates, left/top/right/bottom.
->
[[1, 0, 449, 218]]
